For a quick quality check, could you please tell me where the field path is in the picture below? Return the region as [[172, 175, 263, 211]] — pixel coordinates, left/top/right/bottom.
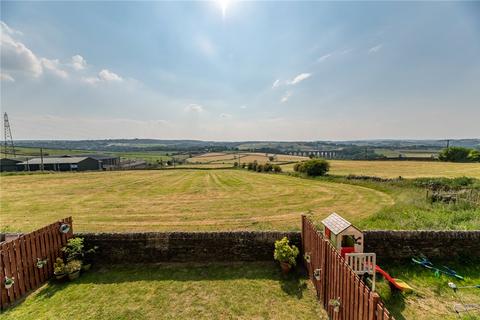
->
[[0, 170, 392, 232]]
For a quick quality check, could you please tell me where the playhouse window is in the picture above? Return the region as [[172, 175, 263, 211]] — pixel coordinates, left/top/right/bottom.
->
[[341, 235, 355, 247]]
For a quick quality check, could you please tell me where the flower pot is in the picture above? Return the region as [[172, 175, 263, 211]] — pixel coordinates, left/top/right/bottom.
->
[[54, 273, 66, 280], [82, 264, 91, 271], [280, 262, 292, 274], [68, 271, 80, 281], [5, 282, 13, 289]]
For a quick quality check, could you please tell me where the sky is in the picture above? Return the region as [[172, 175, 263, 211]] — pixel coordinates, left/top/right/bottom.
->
[[1, 1, 479, 141]]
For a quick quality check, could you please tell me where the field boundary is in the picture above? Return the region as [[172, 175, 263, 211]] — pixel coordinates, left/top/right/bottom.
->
[[0, 217, 73, 310]]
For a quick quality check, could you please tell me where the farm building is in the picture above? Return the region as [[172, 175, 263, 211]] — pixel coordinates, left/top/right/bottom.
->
[[45, 154, 120, 169], [18, 157, 101, 172], [0, 158, 22, 172]]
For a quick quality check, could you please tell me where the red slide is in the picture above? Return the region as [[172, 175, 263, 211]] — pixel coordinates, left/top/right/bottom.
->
[[375, 265, 413, 292]]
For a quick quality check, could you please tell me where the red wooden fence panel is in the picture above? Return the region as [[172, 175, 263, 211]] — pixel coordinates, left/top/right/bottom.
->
[[0, 217, 73, 310], [301, 215, 395, 320]]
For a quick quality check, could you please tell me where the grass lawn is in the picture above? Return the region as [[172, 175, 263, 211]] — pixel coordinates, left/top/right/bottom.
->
[[1, 262, 326, 320], [0, 169, 392, 232], [281, 160, 480, 179], [187, 152, 308, 165], [376, 261, 480, 320]]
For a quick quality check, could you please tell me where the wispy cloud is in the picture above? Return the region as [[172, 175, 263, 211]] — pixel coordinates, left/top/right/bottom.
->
[[1, 73, 15, 82], [272, 79, 281, 88], [288, 73, 311, 85], [368, 44, 383, 54], [274, 73, 312, 89], [220, 113, 232, 119], [317, 53, 332, 63], [280, 91, 292, 103], [184, 104, 204, 113]]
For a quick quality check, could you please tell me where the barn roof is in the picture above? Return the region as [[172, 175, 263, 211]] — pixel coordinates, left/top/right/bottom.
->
[[18, 157, 94, 165], [321, 213, 353, 235]]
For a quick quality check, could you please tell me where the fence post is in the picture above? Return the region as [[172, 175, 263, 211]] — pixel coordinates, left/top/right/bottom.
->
[[368, 292, 380, 320]]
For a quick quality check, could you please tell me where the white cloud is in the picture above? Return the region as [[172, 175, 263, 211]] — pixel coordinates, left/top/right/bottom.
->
[[317, 53, 332, 63], [288, 73, 311, 85], [280, 91, 292, 103], [272, 79, 281, 88], [368, 44, 383, 54], [41, 58, 68, 78], [0, 73, 15, 82], [184, 104, 204, 113], [1, 22, 43, 77], [220, 113, 232, 119], [71, 55, 87, 70], [272, 73, 312, 89], [98, 69, 122, 82], [83, 69, 123, 85]]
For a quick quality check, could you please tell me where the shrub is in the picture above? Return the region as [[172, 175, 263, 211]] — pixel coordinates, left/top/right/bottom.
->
[[273, 165, 282, 173], [439, 147, 478, 162], [65, 260, 82, 274], [294, 159, 330, 176], [54, 258, 65, 275], [256, 164, 264, 172], [274, 237, 299, 266], [263, 163, 273, 172], [62, 237, 84, 262], [468, 149, 480, 162]]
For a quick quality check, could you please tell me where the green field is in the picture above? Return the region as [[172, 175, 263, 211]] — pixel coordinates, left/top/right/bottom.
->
[[0, 169, 392, 232], [1, 262, 326, 320], [281, 160, 480, 179]]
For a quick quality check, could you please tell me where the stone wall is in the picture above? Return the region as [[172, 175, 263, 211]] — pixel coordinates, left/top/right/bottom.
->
[[78, 231, 301, 264], [76, 230, 479, 264], [364, 230, 480, 262]]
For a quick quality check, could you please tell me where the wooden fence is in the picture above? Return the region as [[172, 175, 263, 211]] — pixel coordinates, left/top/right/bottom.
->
[[301, 215, 395, 320], [0, 217, 73, 310]]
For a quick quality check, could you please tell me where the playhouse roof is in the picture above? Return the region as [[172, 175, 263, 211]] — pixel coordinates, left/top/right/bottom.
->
[[321, 213, 353, 235]]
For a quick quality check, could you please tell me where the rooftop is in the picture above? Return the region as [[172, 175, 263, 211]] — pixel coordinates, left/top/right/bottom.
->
[[18, 157, 93, 165], [321, 213, 353, 235]]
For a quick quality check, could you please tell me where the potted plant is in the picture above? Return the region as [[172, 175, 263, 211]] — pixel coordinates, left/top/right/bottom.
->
[[4, 276, 14, 289], [65, 260, 82, 281], [54, 258, 66, 280], [82, 245, 98, 271], [62, 237, 84, 262], [274, 237, 299, 274]]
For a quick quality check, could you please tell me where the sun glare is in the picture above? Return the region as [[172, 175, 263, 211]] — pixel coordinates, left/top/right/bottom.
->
[[217, 0, 229, 19]]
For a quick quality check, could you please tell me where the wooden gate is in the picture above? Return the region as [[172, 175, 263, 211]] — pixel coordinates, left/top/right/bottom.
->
[[301, 215, 395, 320], [0, 217, 73, 310]]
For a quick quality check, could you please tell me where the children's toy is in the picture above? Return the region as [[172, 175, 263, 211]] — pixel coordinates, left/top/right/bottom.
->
[[321, 213, 363, 256], [322, 213, 413, 293], [375, 265, 413, 292], [448, 282, 480, 292], [412, 257, 464, 280]]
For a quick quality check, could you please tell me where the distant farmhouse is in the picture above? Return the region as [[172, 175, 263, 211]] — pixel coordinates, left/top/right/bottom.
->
[[0, 154, 120, 172]]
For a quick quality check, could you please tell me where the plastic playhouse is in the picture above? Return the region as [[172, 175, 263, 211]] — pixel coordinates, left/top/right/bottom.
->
[[321, 213, 413, 292]]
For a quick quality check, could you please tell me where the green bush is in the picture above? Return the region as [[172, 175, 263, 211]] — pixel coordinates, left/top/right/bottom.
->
[[65, 260, 82, 274], [294, 159, 330, 176], [274, 237, 299, 266], [62, 237, 84, 262], [439, 147, 479, 162], [54, 258, 65, 275], [273, 165, 282, 173]]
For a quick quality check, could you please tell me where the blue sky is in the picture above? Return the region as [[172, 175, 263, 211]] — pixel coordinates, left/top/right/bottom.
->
[[1, 1, 479, 140]]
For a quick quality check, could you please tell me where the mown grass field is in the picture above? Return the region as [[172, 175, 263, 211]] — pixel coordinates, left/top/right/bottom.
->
[[0, 169, 392, 232], [187, 152, 308, 165], [281, 160, 480, 179], [1, 262, 326, 320]]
